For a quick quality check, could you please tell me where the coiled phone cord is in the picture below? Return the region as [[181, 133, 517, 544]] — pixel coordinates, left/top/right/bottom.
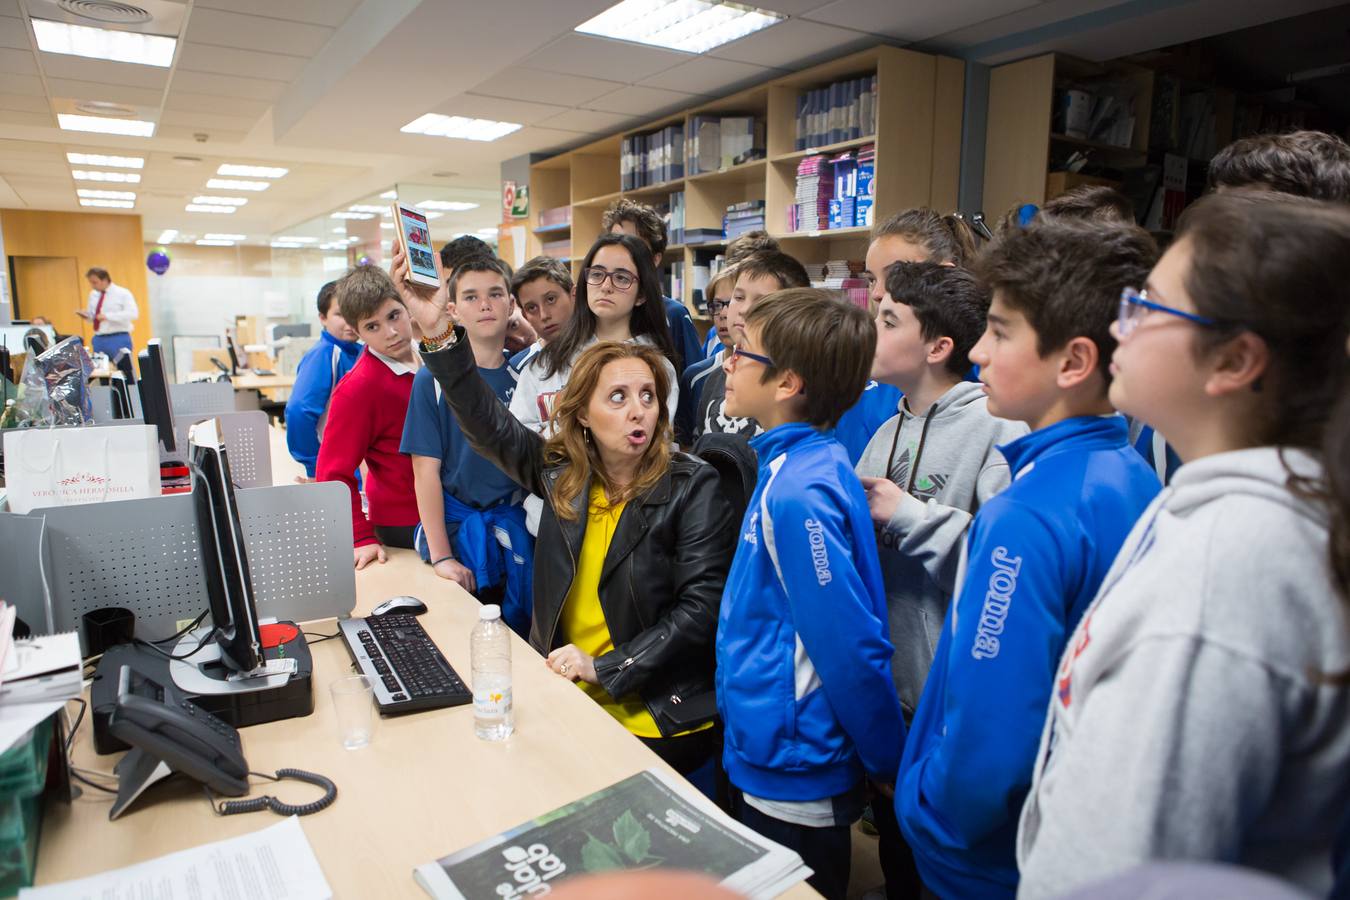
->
[[206, 769, 337, 817]]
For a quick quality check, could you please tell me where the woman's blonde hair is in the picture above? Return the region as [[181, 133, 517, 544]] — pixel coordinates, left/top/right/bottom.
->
[[543, 341, 674, 519]]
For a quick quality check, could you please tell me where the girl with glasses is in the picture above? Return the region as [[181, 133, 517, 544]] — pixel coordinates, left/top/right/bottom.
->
[[1017, 191, 1350, 898]]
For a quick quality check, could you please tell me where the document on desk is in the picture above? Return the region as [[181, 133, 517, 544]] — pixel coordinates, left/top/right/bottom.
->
[[20, 816, 332, 900]]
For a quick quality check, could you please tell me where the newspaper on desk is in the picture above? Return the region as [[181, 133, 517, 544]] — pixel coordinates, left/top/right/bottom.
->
[[20, 816, 332, 900], [413, 768, 811, 900]]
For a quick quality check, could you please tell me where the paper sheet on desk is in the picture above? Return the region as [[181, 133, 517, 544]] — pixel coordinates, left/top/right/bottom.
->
[[0, 701, 62, 755], [20, 816, 333, 900]]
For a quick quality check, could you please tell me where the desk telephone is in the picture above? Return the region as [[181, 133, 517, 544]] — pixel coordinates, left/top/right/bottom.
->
[[107, 666, 336, 820]]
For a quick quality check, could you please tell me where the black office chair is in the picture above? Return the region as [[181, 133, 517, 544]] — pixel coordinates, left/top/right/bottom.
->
[[692, 431, 758, 525]]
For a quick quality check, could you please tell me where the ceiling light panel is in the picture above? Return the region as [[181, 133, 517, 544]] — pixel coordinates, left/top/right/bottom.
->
[[399, 115, 522, 142], [270, 242, 302, 248], [275, 236, 318, 243], [380, 190, 397, 199], [77, 188, 135, 200], [72, 170, 141, 183], [32, 18, 177, 67], [347, 205, 386, 214], [156, 230, 178, 244], [575, 0, 783, 53], [185, 204, 236, 214], [67, 152, 143, 169], [58, 114, 155, 137], [80, 198, 134, 208], [192, 195, 248, 206], [204, 233, 246, 241], [330, 212, 374, 220], [217, 164, 288, 178], [195, 240, 235, 246], [207, 179, 270, 192]]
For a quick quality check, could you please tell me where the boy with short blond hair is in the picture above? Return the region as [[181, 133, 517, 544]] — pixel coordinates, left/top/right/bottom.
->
[[718, 287, 904, 899], [316, 265, 420, 569]]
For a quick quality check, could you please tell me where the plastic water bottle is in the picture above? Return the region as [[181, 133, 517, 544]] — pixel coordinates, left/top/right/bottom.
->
[[471, 605, 513, 740]]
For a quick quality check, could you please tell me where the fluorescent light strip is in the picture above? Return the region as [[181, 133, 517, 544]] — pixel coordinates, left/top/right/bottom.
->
[[58, 114, 155, 137], [379, 222, 394, 230], [185, 204, 236, 214], [217, 164, 287, 178], [423, 211, 443, 219], [418, 200, 479, 211], [331, 212, 374, 220], [80, 198, 133, 208], [192, 195, 248, 206], [67, 152, 143, 169], [575, 0, 783, 53], [33, 18, 176, 67], [204, 233, 245, 241], [380, 190, 397, 199], [77, 188, 135, 200], [275, 236, 318, 243], [206, 178, 269, 192], [347, 204, 386, 214], [195, 239, 235, 246], [156, 230, 178, 244], [270, 242, 302, 249], [72, 169, 141, 183], [399, 114, 521, 142]]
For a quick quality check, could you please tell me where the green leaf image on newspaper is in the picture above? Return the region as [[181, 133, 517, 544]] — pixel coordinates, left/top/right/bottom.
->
[[581, 810, 662, 872]]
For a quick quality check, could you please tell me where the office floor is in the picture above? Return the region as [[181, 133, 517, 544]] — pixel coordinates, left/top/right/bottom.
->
[[849, 824, 886, 898]]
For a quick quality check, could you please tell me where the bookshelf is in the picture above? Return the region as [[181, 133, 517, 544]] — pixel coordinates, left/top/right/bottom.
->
[[982, 53, 1155, 221], [525, 44, 964, 322]]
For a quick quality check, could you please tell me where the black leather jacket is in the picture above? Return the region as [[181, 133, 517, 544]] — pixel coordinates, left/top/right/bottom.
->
[[421, 332, 735, 737]]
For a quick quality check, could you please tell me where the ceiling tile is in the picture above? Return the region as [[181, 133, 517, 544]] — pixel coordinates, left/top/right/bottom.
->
[[753, 0, 837, 13], [535, 107, 639, 134], [1, 72, 42, 95], [38, 54, 170, 89], [0, 47, 36, 76], [802, 0, 1040, 42], [170, 70, 287, 102], [164, 92, 271, 118], [176, 42, 308, 82], [0, 1, 19, 17], [155, 124, 249, 143], [586, 84, 701, 116], [0, 176, 21, 207], [432, 94, 570, 126], [45, 78, 163, 108], [191, 0, 363, 28], [0, 108, 50, 128], [159, 108, 264, 133], [0, 92, 46, 113], [527, 33, 693, 83], [639, 56, 782, 95], [0, 14, 27, 50], [708, 18, 873, 67], [470, 67, 625, 108], [183, 8, 332, 57], [0, 155, 65, 176]]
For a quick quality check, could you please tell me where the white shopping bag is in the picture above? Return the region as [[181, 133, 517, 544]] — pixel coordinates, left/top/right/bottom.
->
[[3, 424, 159, 514]]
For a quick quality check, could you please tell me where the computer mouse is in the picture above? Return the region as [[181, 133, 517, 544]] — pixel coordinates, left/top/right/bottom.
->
[[371, 595, 428, 617]]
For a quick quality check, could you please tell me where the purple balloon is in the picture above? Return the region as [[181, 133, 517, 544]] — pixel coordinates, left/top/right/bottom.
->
[[146, 248, 171, 276]]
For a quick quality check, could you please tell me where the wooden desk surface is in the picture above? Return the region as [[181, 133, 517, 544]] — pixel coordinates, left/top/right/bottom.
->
[[38, 428, 817, 897], [186, 372, 297, 391]]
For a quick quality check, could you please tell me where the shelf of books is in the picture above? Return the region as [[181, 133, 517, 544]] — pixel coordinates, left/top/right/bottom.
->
[[525, 44, 964, 322]]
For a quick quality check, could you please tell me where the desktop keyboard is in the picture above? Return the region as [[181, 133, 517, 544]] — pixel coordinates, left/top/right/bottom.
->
[[339, 614, 472, 716]]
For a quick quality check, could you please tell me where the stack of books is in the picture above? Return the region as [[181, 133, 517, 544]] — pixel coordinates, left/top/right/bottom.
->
[[792, 154, 833, 232], [724, 200, 766, 241], [541, 239, 570, 259], [537, 206, 571, 229], [855, 143, 876, 228], [684, 227, 725, 246], [622, 125, 685, 190], [794, 74, 877, 150], [686, 115, 765, 175], [667, 191, 685, 246], [811, 260, 869, 309]]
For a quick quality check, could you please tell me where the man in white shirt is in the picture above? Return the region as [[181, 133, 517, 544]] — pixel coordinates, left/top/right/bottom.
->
[[76, 267, 138, 359]]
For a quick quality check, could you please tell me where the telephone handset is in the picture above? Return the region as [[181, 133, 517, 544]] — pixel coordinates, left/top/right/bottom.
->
[[107, 666, 249, 818]]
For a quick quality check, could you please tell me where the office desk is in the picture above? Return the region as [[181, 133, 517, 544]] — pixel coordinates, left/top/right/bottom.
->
[[40, 552, 819, 897]]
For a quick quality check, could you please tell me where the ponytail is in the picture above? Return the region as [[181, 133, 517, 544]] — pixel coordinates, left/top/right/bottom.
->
[[872, 208, 975, 267]]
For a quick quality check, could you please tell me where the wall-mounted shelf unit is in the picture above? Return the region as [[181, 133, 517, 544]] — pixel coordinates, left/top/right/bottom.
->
[[525, 44, 964, 322]]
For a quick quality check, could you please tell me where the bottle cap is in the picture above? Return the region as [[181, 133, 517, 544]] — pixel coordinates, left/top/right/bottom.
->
[[479, 604, 501, 621]]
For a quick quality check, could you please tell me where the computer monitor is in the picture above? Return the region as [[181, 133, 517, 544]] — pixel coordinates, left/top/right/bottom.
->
[[269, 323, 311, 341], [109, 373, 135, 419], [188, 417, 262, 674], [136, 340, 176, 454], [225, 336, 240, 376], [114, 347, 136, 384]]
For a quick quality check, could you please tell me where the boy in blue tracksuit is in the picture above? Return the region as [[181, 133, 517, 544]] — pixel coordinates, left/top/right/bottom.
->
[[895, 218, 1162, 898], [286, 281, 361, 477], [717, 288, 905, 900]]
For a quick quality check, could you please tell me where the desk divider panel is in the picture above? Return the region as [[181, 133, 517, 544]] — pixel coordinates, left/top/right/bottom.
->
[[32, 481, 355, 653], [167, 382, 236, 417], [0, 512, 55, 635], [160, 410, 271, 488]]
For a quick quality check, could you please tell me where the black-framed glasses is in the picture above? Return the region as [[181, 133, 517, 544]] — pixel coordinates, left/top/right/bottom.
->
[[730, 344, 774, 368], [708, 299, 731, 313], [583, 266, 637, 291], [1117, 287, 1224, 338]]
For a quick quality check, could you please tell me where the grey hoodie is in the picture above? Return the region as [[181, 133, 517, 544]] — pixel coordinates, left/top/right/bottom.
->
[[1017, 447, 1350, 899], [855, 380, 1028, 716]]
